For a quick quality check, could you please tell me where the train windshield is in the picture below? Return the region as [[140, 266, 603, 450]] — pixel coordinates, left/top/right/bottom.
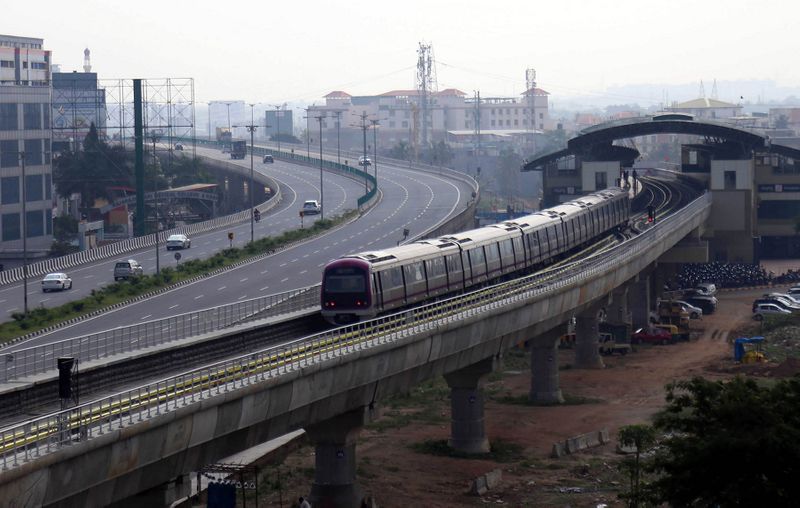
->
[[324, 267, 367, 293]]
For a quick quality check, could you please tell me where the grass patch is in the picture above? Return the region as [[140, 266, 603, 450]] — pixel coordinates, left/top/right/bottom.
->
[[0, 212, 355, 343], [410, 438, 525, 463], [366, 378, 450, 432], [492, 392, 603, 406]]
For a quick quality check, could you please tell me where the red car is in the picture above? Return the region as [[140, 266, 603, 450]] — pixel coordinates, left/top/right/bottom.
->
[[631, 327, 674, 345]]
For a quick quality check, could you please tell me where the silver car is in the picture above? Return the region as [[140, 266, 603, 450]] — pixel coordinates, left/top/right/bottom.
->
[[166, 234, 191, 250], [41, 272, 72, 292], [114, 259, 144, 281]]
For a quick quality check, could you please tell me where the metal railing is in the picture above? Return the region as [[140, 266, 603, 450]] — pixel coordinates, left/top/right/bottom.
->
[[0, 286, 321, 383], [0, 193, 711, 470]]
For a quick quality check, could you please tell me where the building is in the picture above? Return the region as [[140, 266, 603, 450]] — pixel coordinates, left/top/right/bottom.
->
[[51, 70, 107, 153], [264, 108, 293, 139], [0, 34, 53, 258], [666, 97, 742, 120], [305, 86, 551, 155]]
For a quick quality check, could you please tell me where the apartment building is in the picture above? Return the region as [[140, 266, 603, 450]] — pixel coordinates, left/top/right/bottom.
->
[[0, 34, 53, 258]]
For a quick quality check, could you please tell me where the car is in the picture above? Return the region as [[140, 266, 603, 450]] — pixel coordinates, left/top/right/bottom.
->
[[674, 300, 703, 319], [174, 143, 184, 151], [694, 282, 717, 296], [263, 154, 274, 163], [302, 200, 321, 215], [631, 327, 674, 345], [787, 286, 800, 296], [753, 303, 792, 321], [114, 259, 144, 281], [41, 272, 72, 292], [765, 292, 800, 305], [752, 297, 800, 313], [358, 156, 371, 166], [166, 234, 191, 250], [683, 294, 717, 315]]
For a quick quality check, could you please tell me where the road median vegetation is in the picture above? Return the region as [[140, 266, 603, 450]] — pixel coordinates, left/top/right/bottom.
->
[[0, 212, 355, 344]]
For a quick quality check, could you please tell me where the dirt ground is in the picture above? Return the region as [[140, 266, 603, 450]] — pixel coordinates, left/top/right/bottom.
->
[[247, 283, 797, 508]]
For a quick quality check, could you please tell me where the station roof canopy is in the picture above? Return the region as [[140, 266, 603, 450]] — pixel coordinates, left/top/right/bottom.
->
[[523, 114, 782, 171]]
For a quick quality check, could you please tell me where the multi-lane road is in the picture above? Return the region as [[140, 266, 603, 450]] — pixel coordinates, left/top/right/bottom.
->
[[2, 147, 473, 350]]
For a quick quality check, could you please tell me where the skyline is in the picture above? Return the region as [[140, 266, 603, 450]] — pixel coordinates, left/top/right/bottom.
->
[[3, 0, 799, 106]]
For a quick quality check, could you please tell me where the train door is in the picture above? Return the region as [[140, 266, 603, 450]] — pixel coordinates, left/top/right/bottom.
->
[[373, 272, 383, 311], [444, 253, 464, 292]]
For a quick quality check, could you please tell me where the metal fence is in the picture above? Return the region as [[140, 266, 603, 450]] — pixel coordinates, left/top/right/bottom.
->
[[0, 285, 321, 383], [0, 193, 711, 470]]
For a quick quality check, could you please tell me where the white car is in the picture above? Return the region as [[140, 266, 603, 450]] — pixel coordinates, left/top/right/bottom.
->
[[166, 234, 191, 250], [675, 300, 703, 319], [693, 283, 717, 296], [302, 200, 321, 215], [753, 303, 792, 321], [358, 156, 371, 166], [42, 272, 72, 292], [766, 292, 800, 305], [787, 286, 800, 296]]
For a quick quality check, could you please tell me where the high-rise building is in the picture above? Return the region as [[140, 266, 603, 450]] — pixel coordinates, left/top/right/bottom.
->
[[0, 34, 53, 257]]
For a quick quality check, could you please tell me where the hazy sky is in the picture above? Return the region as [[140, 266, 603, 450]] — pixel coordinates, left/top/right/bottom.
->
[[4, 0, 798, 105]]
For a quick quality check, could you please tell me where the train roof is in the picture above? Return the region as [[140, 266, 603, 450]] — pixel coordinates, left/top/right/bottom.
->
[[440, 225, 516, 246], [345, 240, 456, 268]]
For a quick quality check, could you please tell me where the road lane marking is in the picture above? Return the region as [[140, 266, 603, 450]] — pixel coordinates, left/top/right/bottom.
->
[[240, 278, 248, 282], [259, 286, 269, 291], [217, 286, 226, 291], [141, 314, 152, 320], [237, 295, 247, 300], [168, 304, 179, 310], [299, 270, 307, 275], [280, 277, 288, 282], [194, 295, 204, 300]]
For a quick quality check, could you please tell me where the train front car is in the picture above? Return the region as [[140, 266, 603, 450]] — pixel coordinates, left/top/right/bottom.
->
[[321, 257, 374, 325]]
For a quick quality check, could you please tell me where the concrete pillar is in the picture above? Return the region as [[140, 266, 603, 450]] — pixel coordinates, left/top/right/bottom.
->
[[574, 305, 605, 369], [443, 357, 498, 454], [608, 286, 632, 340], [306, 407, 371, 508], [529, 330, 564, 405], [112, 474, 190, 508], [628, 276, 651, 329]]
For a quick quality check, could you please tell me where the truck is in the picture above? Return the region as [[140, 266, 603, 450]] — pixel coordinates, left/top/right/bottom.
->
[[216, 127, 232, 153], [230, 140, 247, 160]]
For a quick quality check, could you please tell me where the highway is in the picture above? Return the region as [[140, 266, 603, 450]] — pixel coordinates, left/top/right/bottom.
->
[[0, 146, 363, 320], [3, 149, 472, 350]]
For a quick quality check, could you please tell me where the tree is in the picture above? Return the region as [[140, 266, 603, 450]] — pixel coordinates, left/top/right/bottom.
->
[[164, 154, 213, 188], [775, 114, 789, 130], [424, 141, 453, 166], [52, 123, 132, 208], [618, 424, 657, 507], [648, 376, 800, 507], [389, 141, 411, 161], [496, 146, 523, 204]]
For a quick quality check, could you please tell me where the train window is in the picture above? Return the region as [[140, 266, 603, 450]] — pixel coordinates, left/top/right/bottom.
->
[[324, 271, 366, 293], [486, 243, 500, 261], [499, 239, 513, 258], [469, 247, 485, 270], [404, 263, 425, 283], [426, 257, 445, 277], [445, 254, 461, 272], [384, 266, 403, 287]]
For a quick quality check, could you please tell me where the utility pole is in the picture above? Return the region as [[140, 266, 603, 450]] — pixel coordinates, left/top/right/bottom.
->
[[207, 102, 213, 141], [150, 134, 160, 275], [246, 104, 257, 243], [20, 151, 28, 315], [473, 90, 481, 158], [314, 114, 325, 220], [525, 68, 537, 155], [370, 119, 379, 187], [335, 110, 342, 165], [355, 112, 369, 193], [305, 107, 312, 158]]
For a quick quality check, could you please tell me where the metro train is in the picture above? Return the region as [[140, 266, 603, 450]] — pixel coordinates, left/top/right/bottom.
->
[[321, 187, 631, 324]]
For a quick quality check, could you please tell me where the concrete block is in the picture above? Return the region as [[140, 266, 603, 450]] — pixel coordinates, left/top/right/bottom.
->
[[469, 475, 488, 496], [485, 469, 502, 489], [599, 428, 610, 444], [551, 442, 566, 458]]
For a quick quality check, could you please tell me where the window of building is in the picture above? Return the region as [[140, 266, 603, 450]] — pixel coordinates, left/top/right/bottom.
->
[[523, 119, 528, 126], [0, 140, 18, 167], [26, 210, 44, 238], [491, 109, 495, 115], [0, 104, 18, 131], [45, 173, 51, 199], [404, 111, 409, 118], [46, 212, 52, 235], [389, 110, 395, 117], [31, 62, 47, 70], [0, 60, 13, 68], [401, 121, 408, 128], [25, 174, 43, 202], [24, 139, 42, 165], [24, 103, 41, 130], [539, 123, 543, 129], [43, 105, 50, 130], [389, 121, 395, 128], [1, 176, 19, 204], [506, 120, 511, 126], [22, 61, 28, 69], [44, 138, 50, 164], [506, 108, 510, 114], [491, 120, 495, 127], [724, 170, 736, 190], [514, 119, 518, 126], [1, 213, 20, 242], [464, 121, 469, 128]]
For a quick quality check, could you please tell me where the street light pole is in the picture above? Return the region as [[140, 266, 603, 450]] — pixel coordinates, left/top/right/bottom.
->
[[335, 110, 341, 165], [150, 134, 160, 275], [20, 151, 28, 315], [207, 102, 213, 141], [225, 102, 232, 132], [371, 119, 379, 188], [247, 104, 257, 243], [315, 114, 325, 220]]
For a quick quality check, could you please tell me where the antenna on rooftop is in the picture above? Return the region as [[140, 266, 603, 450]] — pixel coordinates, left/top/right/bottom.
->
[[83, 48, 91, 73]]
